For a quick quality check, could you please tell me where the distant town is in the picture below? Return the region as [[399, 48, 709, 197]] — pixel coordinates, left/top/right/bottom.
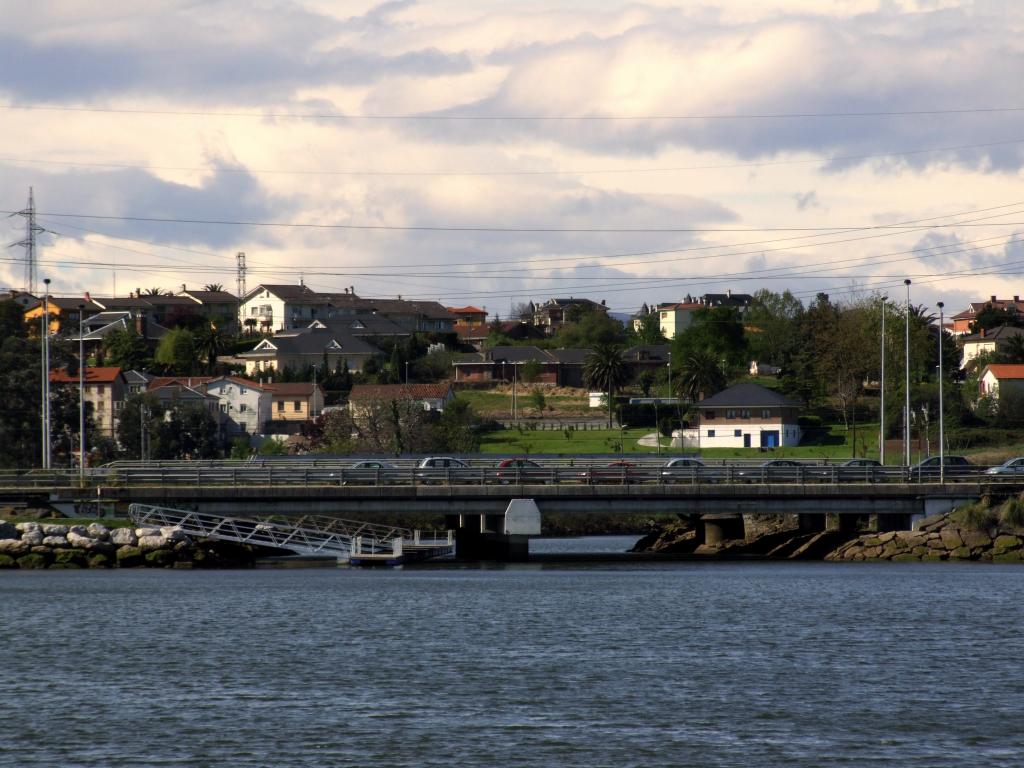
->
[[2, 281, 1023, 468]]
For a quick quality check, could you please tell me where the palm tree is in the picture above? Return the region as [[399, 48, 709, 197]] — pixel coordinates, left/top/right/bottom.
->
[[676, 349, 726, 403], [142, 287, 169, 297], [203, 283, 225, 292], [194, 323, 226, 372], [1000, 334, 1024, 364], [583, 343, 628, 428]]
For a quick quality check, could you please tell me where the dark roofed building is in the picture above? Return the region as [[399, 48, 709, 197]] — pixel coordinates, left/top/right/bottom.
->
[[453, 345, 592, 386], [348, 382, 455, 414], [238, 330, 383, 375], [688, 382, 802, 449]]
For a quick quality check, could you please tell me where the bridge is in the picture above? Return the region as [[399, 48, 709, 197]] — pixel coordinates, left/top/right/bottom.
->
[[3, 459, 1021, 559]]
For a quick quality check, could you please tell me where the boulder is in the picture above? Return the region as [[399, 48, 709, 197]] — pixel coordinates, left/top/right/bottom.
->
[[17, 553, 49, 569], [68, 525, 90, 538], [926, 538, 947, 550], [160, 527, 190, 543], [892, 553, 920, 562], [110, 528, 137, 547], [53, 549, 86, 567], [992, 535, 1022, 554], [137, 535, 169, 552], [144, 549, 177, 567], [993, 550, 1024, 562], [940, 530, 964, 550], [15, 522, 41, 534], [0, 554, 16, 568], [0, 520, 19, 540], [877, 531, 897, 543], [66, 532, 97, 550], [950, 546, 974, 560], [960, 530, 992, 550], [115, 546, 144, 568], [42, 535, 69, 547], [87, 553, 113, 568], [0, 539, 29, 556], [86, 523, 110, 540], [135, 527, 161, 539], [20, 531, 43, 546], [42, 524, 69, 536]]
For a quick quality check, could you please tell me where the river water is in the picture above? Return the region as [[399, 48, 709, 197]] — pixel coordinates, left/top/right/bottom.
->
[[3, 539, 1023, 767]]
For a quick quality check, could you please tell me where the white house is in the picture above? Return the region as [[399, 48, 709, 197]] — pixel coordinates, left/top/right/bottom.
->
[[960, 326, 1024, 369], [239, 284, 331, 333], [979, 364, 1024, 400], [347, 383, 455, 417], [675, 382, 802, 449], [203, 376, 273, 436]]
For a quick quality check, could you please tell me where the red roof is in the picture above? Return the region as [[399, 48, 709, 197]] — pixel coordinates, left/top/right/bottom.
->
[[50, 366, 123, 384], [447, 306, 486, 314], [982, 364, 1024, 380], [348, 383, 453, 401]]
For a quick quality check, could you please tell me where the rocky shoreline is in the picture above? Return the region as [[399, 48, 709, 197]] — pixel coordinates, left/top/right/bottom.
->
[[0, 520, 272, 569]]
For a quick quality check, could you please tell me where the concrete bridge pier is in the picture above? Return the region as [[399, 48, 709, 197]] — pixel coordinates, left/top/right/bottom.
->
[[699, 513, 746, 546], [446, 499, 542, 562], [798, 514, 826, 533]]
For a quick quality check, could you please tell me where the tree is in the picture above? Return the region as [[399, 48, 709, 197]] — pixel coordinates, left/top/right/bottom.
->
[[142, 287, 170, 297], [154, 328, 197, 374], [203, 283, 225, 292], [103, 327, 150, 370], [745, 289, 804, 366], [998, 334, 1024, 364], [969, 303, 1022, 333], [521, 359, 542, 383], [528, 388, 547, 416], [675, 349, 726, 403], [552, 307, 627, 348], [672, 306, 747, 378], [630, 312, 667, 345], [583, 343, 628, 428], [193, 323, 226, 373], [117, 394, 165, 460], [0, 300, 26, 339], [153, 404, 221, 459]]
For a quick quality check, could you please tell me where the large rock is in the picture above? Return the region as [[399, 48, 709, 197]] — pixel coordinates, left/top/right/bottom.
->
[[0, 539, 30, 556], [135, 527, 161, 539], [144, 549, 176, 567], [0, 554, 16, 568], [42, 524, 69, 536], [53, 549, 86, 567], [68, 524, 90, 538], [992, 535, 1022, 554], [41, 535, 69, 547], [137, 535, 169, 552], [960, 530, 993, 550], [110, 528, 137, 546], [17, 553, 49, 569], [20, 530, 43, 546], [0, 520, 19, 540], [160, 527, 190, 543], [940, 529, 964, 550], [115, 546, 144, 567], [15, 522, 41, 534], [66, 532, 97, 550], [86, 523, 110, 541]]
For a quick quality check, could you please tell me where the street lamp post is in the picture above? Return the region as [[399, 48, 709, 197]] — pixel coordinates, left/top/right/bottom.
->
[[42, 278, 51, 469], [904, 279, 912, 467], [879, 296, 886, 464], [937, 301, 945, 483], [405, 361, 409, 385], [78, 303, 86, 482]]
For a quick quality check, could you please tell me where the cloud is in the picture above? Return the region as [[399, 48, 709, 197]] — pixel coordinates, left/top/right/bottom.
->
[[794, 191, 819, 210]]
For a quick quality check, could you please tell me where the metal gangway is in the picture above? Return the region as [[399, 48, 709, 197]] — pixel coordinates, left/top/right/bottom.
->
[[128, 503, 455, 564]]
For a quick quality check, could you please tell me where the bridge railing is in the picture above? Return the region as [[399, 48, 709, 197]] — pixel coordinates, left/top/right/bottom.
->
[[4, 464, 1024, 489]]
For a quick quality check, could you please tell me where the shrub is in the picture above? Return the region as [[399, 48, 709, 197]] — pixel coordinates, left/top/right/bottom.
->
[[951, 500, 998, 531], [999, 495, 1024, 529]]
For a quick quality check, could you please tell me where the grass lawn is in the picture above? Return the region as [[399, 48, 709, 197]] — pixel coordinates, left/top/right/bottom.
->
[[457, 390, 590, 418]]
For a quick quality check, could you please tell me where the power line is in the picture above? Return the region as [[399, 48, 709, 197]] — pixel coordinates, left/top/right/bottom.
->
[[4, 103, 1024, 120], [4, 137, 1023, 177]]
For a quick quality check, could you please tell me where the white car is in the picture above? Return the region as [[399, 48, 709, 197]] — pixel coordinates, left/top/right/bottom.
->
[[985, 457, 1024, 475]]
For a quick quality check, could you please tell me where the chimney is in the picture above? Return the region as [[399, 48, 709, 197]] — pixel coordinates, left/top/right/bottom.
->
[[727, 289, 732, 298], [134, 310, 146, 337], [181, 284, 186, 293], [1015, 295, 1020, 303], [135, 288, 140, 299], [981, 328, 986, 338], [991, 295, 997, 302]]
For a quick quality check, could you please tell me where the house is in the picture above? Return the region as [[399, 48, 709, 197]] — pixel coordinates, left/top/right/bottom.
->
[[343, 298, 455, 333], [959, 326, 1024, 368], [49, 366, 128, 439], [699, 290, 754, 314], [239, 284, 330, 333], [25, 297, 103, 336], [678, 382, 802, 449], [264, 382, 324, 422], [656, 301, 702, 339], [2, 289, 39, 309], [238, 330, 383, 376], [147, 382, 223, 423], [202, 376, 272, 435], [531, 297, 608, 333], [176, 286, 239, 334], [452, 346, 590, 386], [347, 383, 455, 417], [447, 305, 488, 327], [123, 370, 152, 396], [453, 324, 491, 350], [951, 295, 1024, 335], [622, 345, 672, 375], [978, 364, 1024, 400], [307, 314, 411, 339]]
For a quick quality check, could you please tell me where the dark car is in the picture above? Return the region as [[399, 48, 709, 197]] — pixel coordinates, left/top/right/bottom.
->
[[493, 458, 547, 484], [811, 458, 883, 482], [907, 455, 971, 481], [735, 459, 806, 483], [338, 459, 395, 485]]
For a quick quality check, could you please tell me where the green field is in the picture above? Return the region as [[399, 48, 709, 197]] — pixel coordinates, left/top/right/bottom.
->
[[456, 390, 589, 418]]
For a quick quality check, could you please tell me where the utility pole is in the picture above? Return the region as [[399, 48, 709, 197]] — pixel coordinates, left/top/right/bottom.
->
[[79, 303, 86, 482], [904, 279, 912, 467], [938, 301, 945, 483], [879, 296, 886, 464], [42, 278, 52, 469], [140, 403, 150, 462]]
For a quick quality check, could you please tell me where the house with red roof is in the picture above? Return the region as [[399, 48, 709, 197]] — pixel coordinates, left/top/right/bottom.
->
[[447, 305, 488, 327], [979, 364, 1024, 400], [347, 383, 454, 419], [50, 367, 127, 439]]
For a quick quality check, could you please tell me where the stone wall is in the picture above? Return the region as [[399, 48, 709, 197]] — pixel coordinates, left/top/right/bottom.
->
[[0, 521, 264, 569], [826, 513, 1023, 562]]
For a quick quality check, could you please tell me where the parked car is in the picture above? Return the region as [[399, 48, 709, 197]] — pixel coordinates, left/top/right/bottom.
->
[[578, 460, 638, 484], [907, 455, 971, 481], [493, 458, 547, 484], [660, 457, 709, 483], [735, 459, 806, 483], [415, 456, 471, 484], [985, 457, 1024, 476]]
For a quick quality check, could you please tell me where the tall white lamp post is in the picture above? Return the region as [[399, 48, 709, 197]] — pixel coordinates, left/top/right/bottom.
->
[[937, 301, 945, 483], [78, 303, 86, 481], [879, 296, 886, 464], [904, 279, 912, 467]]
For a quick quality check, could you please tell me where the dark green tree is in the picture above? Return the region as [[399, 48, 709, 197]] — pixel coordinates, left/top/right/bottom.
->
[[675, 349, 727, 403], [154, 328, 198, 374], [583, 343, 628, 428], [103, 327, 151, 370]]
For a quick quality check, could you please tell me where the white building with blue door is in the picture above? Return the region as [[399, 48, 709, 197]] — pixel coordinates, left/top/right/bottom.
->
[[679, 382, 802, 449]]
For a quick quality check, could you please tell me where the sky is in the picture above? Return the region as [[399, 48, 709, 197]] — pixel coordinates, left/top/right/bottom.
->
[[2, 0, 1024, 319]]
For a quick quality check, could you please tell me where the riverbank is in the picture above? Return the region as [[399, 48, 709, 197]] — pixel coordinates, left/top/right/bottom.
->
[[0, 520, 277, 569]]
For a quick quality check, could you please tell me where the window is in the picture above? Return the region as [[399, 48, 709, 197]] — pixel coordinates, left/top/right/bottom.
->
[[705, 410, 715, 420], [293, 401, 302, 412], [762, 409, 771, 419], [734, 429, 742, 437], [240, 404, 248, 412], [741, 409, 751, 419], [219, 404, 227, 412], [726, 409, 736, 419], [707, 429, 716, 438], [277, 401, 284, 412]]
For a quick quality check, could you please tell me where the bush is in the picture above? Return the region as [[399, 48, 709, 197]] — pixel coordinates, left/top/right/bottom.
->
[[951, 500, 998, 531], [946, 427, 1021, 450], [798, 414, 823, 429], [999, 495, 1024, 529]]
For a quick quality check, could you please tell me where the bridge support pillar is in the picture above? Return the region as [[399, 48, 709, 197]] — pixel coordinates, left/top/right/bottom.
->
[[454, 528, 529, 562], [700, 514, 745, 546], [798, 514, 825, 533], [874, 513, 912, 532], [826, 514, 863, 533]]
